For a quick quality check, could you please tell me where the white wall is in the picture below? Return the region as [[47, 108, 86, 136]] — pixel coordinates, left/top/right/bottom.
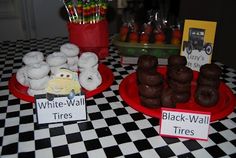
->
[[32, 0, 68, 39], [0, 0, 68, 41]]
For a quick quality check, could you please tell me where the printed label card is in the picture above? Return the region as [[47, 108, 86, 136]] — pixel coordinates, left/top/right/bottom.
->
[[35, 94, 86, 124], [160, 108, 211, 141], [35, 68, 87, 124], [180, 19, 217, 71]]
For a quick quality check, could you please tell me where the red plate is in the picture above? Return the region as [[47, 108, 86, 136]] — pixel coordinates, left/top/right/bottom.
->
[[9, 64, 114, 103], [119, 66, 235, 122]]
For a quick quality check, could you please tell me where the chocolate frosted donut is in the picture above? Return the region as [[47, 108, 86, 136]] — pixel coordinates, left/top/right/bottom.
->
[[200, 63, 222, 79], [173, 92, 191, 103], [137, 69, 163, 86], [168, 79, 191, 93], [195, 85, 219, 107], [138, 84, 163, 98], [168, 55, 187, 66], [197, 75, 221, 89], [161, 88, 176, 108], [168, 66, 193, 83], [137, 55, 158, 70], [140, 96, 161, 108]]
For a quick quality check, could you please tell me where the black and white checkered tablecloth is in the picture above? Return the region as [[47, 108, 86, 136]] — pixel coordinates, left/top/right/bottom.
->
[[0, 37, 236, 158]]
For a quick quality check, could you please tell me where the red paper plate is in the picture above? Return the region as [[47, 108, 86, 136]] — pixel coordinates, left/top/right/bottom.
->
[[9, 64, 114, 103], [119, 66, 236, 122]]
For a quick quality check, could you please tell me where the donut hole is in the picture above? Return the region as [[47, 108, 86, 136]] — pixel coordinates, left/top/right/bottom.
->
[[88, 76, 93, 81], [79, 70, 102, 91]]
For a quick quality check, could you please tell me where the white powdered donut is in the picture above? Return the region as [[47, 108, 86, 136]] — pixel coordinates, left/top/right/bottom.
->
[[27, 62, 50, 79], [16, 66, 29, 86], [60, 43, 79, 57], [29, 76, 50, 90], [46, 52, 67, 67], [79, 64, 98, 72], [79, 68, 102, 91], [50, 63, 69, 75], [78, 52, 98, 69], [67, 56, 79, 65], [23, 51, 44, 65], [27, 88, 46, 96]]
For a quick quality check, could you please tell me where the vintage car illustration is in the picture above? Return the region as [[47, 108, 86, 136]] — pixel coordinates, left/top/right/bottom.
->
[[183, 28, 212, 55]]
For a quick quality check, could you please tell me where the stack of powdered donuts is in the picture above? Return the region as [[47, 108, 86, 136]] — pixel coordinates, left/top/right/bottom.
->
[[16, 43, 102, 96]]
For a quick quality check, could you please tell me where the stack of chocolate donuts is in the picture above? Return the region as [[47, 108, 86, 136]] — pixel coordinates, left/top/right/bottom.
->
[[136, 55, 164, 108], [195, 63, 222, 107], [167, 55, 193, 103], [135, 54, 222, 108]]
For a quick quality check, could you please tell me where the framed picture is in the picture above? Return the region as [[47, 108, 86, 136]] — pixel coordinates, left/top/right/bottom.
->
[[180, 20, 217, 71]]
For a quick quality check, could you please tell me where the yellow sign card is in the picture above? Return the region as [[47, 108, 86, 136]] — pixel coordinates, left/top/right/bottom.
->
[[180, 20, 217, 71]]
